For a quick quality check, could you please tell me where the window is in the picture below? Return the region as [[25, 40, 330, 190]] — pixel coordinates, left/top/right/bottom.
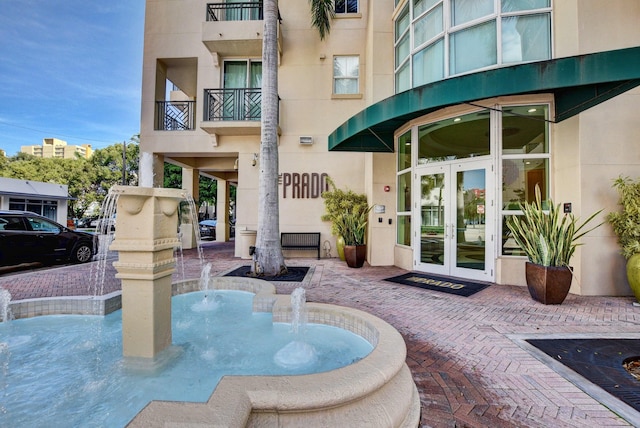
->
[[501, 104, 550, 256], [333, 56, 359, 95], [396, 131, 412, 246], [394, 0, 552, 93], [9, 198, 58, 221], [335, 0, 358, 14], [222, 60, 262, 120]]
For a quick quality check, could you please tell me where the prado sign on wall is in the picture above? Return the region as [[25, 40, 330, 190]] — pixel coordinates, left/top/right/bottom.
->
[[280, 173, 329, 199]]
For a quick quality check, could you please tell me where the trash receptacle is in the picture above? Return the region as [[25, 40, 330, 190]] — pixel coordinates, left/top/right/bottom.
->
[[239, 229, 257, 259]]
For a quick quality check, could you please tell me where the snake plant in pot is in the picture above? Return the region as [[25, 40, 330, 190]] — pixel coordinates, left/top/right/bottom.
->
[[342, 205, 372, 268], [506, 185, 603, 304]]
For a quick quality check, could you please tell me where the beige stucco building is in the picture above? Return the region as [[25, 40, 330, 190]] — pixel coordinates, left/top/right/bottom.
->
[[20, 138, 93, 159], [140, 0, 640, 297]]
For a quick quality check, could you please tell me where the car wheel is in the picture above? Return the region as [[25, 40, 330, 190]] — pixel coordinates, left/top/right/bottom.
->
[[72, 243, 93, 263]]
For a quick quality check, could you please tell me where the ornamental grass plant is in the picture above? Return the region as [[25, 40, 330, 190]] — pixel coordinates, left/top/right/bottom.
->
[[506, 185, 603, 267]]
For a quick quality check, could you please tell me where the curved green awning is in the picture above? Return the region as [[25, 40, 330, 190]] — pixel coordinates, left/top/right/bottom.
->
[[328, 46, 640, 152]]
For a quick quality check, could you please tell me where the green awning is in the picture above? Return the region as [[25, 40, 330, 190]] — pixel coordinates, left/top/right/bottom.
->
[[328, 46, 640, 152]]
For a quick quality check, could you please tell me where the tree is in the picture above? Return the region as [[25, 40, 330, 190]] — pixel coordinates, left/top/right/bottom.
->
[[309, 0, 334, 40], [252, 0, 286, 277]]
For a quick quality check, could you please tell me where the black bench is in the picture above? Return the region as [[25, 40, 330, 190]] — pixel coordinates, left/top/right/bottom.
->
[[281, 232, 321, 259]]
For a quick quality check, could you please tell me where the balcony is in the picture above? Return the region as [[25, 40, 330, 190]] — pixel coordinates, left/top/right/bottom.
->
[[201, 88, 261, 135], [155, 101, 196, 131], [206, 2, 263, 21], [202, 2, 281, 58]]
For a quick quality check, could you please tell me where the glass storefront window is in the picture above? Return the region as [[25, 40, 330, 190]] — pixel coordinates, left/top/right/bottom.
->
[[501, 0, 550, 13], [396, 62, 411, 93], [414, 4, 442, 47], [414, 0, 440, 18], [502, 105, 549, 155], [502, 158, 549, 210], [449, 20, 497, 75], [397, 215, 412, 246], [451, 0, 494, 26], [394, 0, 552, 93], [502, 14, 551, 64], [398, 172, 412, 212], [397, 131, 412, 171], [417, 110, 490, 164], [413, 39, 444, 86]]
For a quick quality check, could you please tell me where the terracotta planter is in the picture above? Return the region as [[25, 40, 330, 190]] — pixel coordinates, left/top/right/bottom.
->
[[525, 262, 573, 305], [344, 245, 366, 268], [627, 253, 640, 302]]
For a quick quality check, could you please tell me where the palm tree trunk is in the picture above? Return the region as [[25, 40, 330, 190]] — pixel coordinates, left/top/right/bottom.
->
[[253, 0, 286, 276]]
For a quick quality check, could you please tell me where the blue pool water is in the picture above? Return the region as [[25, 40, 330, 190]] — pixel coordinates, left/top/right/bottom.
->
[[0, 290, 372, 427]]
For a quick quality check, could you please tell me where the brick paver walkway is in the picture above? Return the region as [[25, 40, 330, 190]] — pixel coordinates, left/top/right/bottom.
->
[[2, 240, 639, 427]]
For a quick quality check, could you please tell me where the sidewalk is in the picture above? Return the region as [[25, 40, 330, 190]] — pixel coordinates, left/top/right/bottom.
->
[[2, 240, 640, 427]]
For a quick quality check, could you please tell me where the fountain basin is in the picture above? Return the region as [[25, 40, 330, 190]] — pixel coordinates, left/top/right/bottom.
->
[[132, 276, 421, 427], [4, 276, 420, 427]]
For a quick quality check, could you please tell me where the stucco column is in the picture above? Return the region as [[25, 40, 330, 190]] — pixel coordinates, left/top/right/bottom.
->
[[216, 179, 229, 241], [181, 167, 199, 249], [109, 186, 185, 360]]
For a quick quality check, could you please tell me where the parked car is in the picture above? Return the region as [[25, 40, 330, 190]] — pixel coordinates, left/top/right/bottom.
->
[[199, 219, 216, 240], [0, 210, 99, 266]]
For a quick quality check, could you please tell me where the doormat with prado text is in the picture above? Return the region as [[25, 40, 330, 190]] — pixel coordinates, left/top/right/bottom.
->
[[384, 272, 491, 297]]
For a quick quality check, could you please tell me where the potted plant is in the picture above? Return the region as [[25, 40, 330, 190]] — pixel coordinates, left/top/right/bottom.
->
[[342, 205, 372, 268], [506, 185, 603, 304], [607, 176, 640, 301], [321, 178, 368, 261]]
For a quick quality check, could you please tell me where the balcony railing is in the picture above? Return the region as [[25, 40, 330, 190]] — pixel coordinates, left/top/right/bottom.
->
[[204, 88, 262, 121], [206, 2, 263, 21], [155, 101, 196, 131]]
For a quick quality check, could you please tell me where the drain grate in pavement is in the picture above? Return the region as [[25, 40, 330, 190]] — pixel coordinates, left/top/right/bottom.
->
[[527, 338, 640, 411]]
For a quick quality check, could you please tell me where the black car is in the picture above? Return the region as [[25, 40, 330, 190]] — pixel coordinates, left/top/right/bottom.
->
[[0, 210, 99, 266]]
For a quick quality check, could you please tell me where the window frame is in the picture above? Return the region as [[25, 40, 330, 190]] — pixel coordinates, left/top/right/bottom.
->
[[332, 55, 361, 97], [334, 0, 359, 14]]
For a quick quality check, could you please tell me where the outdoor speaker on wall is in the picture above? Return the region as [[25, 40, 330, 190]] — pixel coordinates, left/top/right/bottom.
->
[[299, 136, 313, 145]]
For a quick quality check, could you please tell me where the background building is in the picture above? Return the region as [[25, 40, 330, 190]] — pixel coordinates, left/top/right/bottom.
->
[[140, 0, 640, 297], [0, 177, 70, 224], [21, 138, 93, 159]]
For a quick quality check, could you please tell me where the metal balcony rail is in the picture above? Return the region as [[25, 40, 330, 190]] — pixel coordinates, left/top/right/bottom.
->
[[155, 101, 196, 131], [204, 88, 263, 121], [206, 2, 263, 21]]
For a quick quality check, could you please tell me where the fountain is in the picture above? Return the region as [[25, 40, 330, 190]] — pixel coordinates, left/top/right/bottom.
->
[[0, 288, 12, 322], [1, 185, 421, 427]]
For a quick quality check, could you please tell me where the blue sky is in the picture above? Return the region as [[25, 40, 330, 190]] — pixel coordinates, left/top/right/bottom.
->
[[0, 1, 145, 156]]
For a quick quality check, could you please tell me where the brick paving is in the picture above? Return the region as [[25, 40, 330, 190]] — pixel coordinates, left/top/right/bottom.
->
[[2, 240, 640, 427]]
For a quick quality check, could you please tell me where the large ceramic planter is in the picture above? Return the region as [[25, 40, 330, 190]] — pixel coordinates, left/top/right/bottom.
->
[[525, 262, 573, 305], [627, 253, 640, 302], [344, 244, 366, 268], [336, 236, 346, 261]]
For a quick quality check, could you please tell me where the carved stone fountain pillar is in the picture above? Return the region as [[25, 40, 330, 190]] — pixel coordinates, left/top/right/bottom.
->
[[109, 186, 185, 359]]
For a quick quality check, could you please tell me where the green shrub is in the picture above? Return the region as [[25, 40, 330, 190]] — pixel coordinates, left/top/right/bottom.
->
[[607, 176, 640, 259]]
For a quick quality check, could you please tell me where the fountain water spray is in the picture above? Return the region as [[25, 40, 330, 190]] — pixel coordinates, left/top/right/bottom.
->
[[0, 288, 13, 322], [273, 287, 317, 369]]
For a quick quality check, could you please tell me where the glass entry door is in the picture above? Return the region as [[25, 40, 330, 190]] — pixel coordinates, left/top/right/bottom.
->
[[415, 160, 494, 282]]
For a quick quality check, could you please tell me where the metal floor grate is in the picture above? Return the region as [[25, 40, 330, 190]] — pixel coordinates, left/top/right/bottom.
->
[[527, 338, 640, 411]]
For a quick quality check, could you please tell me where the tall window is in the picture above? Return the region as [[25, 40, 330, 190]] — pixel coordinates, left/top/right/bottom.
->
[[333, 56, 359, 95], [396, 131, 412, 246], [501, 104, 550, 256], [394, 0, 551, 92], [335, 0, 358, 14], [222, 60, 262, 120]]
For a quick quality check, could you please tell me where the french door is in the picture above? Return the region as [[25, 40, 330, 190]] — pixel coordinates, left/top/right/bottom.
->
[[414, 159, 494, 282]]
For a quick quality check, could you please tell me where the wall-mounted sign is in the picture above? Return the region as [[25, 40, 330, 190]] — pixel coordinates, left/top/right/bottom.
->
[[280, 172, 329, 199]]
